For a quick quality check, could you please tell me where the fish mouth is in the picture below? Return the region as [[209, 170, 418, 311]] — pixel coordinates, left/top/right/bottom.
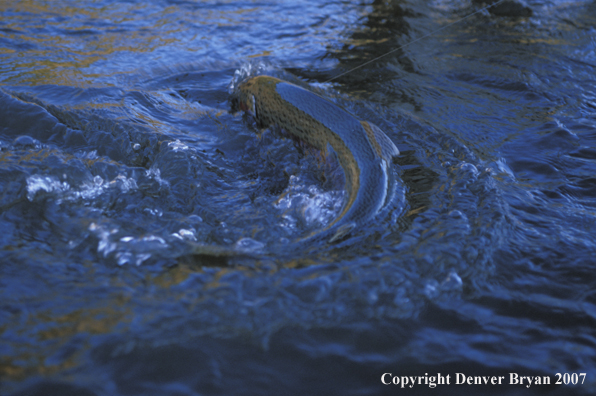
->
[[229, 87, 254, 117], [229, 93, 240, 113], [229, 93, 248, 114]]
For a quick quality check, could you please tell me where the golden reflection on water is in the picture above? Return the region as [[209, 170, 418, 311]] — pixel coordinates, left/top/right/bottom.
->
[[0, 292, 132, 380], [0, 0, 220, 86]]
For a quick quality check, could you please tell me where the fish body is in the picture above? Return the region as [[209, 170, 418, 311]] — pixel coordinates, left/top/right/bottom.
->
[[234, 76, 399, 245]]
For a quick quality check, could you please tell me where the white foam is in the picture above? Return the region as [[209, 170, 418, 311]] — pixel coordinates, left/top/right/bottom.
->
[[89, 223, 170, 265], [275, 176, 344, 229], [146, 166, 168, 187], [110, 174, 138, 193], [26, 175, 70, 201], [89, 222, 119, 258], [167, 139, 189, 151]]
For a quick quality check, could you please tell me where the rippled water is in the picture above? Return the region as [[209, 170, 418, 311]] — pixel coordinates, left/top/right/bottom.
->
[[2, 0, 596, 395]]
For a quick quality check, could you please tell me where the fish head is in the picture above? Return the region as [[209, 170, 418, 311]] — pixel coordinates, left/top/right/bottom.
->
[[230, 77, 261, 117], [231, 76, 281, 124]]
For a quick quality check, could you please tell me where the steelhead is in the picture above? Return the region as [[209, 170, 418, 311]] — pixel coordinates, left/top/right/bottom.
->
[[233, 75, 399, 245]]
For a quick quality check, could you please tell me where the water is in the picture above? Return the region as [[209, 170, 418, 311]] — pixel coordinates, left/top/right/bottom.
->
[[1, 0, 596, 395]]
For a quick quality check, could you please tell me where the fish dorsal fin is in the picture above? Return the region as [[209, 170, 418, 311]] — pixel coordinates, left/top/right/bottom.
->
[[361, 121, 399, 161]]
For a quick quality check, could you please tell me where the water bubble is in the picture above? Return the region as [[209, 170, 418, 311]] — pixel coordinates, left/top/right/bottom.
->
[[143, 207, 163, 217], [173, 228, 197, 241], [448, 210, 466, 220], [441, 271, 463, 291], [458, 162, 479, 177], [188, 215, 203, 223], [234, 237, 265, 251], [111, 174, 138, 193], [13, 135, 39, 148]]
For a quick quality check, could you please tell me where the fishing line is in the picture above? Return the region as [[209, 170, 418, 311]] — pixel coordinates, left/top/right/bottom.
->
[[323, 0, 506, 83]]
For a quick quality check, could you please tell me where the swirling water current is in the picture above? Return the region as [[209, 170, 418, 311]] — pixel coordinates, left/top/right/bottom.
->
[[1, 1, 596, 395]]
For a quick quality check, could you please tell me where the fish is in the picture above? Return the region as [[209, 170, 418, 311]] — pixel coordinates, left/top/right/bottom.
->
[[232, 75, 399, 246]]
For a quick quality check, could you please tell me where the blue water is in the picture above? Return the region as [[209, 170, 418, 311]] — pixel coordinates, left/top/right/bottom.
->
[[1, 0, 596, 395]]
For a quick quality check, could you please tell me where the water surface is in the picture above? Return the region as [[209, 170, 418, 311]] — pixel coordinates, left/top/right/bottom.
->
[[1, 0, 596, 395]]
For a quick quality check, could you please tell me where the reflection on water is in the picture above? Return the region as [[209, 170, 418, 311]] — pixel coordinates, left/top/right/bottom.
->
[[2, 0, 596, 395]]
